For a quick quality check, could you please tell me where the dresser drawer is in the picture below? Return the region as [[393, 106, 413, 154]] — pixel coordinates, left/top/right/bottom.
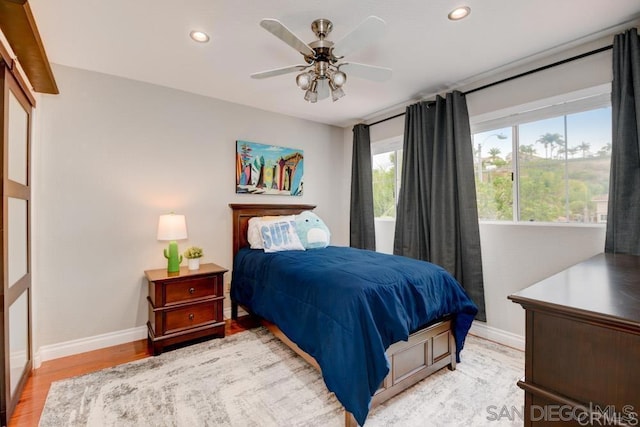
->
[[164, 300, 222, 334], [165, 275, 221, 305]]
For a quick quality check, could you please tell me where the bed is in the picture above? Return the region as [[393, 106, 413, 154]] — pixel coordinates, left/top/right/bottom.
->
[[229, 203, 478, 426]]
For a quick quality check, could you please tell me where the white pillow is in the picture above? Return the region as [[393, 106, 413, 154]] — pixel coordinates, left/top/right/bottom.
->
[[259, 217, 305, 253], [247, 217, 268, 249], [247, 215, 297, 250]]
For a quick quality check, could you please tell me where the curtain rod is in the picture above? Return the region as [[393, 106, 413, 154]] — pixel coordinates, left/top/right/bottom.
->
[[368, 44, 613, 127]]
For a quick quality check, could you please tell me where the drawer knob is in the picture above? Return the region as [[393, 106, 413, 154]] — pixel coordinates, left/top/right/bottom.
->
[[189, 287, 196, 294], [189, 313, 194, 321]]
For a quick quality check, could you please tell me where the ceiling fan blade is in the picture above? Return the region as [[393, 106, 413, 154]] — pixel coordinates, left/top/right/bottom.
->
[[260, 18, 315, 57], [317, 79, 329, 100], [332, 16, 386, 58], [251, 65, 308, 79], [340, 62, 392, 82]]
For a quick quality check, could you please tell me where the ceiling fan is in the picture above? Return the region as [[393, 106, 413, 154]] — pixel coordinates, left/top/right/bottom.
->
[[251, 16, 392, 103]]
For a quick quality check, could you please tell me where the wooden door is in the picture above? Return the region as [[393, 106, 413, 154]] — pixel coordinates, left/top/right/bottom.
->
[[0, 60, 33, 425]]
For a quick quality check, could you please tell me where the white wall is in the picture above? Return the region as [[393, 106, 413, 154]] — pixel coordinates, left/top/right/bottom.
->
[[347, 35, 617, 347], [479, 223, 605, 337], [32, 64, 349, 358]]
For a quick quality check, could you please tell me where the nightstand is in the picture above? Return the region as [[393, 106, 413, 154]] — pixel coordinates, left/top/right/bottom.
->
[[145, 263, 227, 355]]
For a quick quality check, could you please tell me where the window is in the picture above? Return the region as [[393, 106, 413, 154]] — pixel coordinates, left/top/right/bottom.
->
[[473, 92, 611, 223], [474, 128, 513, 220], [372, 138, 402, 219]]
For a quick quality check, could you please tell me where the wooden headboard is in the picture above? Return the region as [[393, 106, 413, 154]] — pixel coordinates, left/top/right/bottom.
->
[[229, 203, 316, 257]]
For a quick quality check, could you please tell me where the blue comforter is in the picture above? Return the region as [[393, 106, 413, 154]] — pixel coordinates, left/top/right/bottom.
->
[[231, 246, 477, 425]]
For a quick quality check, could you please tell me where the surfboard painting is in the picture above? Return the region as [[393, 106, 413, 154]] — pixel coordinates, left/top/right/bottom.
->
[[236, 140, 304, 196]]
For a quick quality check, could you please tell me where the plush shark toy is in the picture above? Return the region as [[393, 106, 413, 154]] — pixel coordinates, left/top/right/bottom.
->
[[296, 211, 331, 249]]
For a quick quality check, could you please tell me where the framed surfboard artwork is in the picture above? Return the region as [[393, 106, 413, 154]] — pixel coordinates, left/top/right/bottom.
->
[[235, 140, 304, 196]]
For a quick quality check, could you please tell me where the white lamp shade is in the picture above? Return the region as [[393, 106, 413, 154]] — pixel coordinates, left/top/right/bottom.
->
[[333, 71, 346, 87], [331, 86, 345, 101], [296, 72, 312, 90], [157, 214, 188, 241]]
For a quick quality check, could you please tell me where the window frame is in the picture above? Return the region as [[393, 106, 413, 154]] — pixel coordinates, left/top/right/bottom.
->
[[470, 84, 612, 225], [371, 136, 403, 219]]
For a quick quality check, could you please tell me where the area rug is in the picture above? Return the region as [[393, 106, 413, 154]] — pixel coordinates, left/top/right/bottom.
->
[[39, 327, 524, 426]]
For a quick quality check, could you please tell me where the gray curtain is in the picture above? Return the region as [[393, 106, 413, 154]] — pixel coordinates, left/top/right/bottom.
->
[[605, 28, 640, 255], [350, 124, 376, 250], [393, 91, 486, 321]]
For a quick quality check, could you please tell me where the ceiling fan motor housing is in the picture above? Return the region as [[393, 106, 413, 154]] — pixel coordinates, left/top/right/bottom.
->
[[311, 18, 333, 39], [307, 40, 336, 65]]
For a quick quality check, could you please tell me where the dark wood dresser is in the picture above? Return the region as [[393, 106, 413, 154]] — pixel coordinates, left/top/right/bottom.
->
[[145, 263, 227, 355], [509, 253, 640, 426]]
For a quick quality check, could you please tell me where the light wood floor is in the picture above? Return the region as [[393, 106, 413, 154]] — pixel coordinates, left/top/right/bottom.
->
[[9, 317, 260, 427]]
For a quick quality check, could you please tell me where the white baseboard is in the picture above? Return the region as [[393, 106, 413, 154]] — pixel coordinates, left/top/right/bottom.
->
[[36, 309, 246, 368], [34, 351, 42, 369], [36, 326, 148, 365], [469, 321, 525, 351]]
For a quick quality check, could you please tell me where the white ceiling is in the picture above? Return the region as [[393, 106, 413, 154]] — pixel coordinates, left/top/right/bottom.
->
[[28, 0, 640, 128]]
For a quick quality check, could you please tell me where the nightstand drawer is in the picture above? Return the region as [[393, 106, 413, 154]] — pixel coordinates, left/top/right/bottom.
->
[[164, 300, 222, 334], [165, 275, 221, 305]]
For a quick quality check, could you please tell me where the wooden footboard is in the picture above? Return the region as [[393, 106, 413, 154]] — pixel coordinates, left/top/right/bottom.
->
[[263, 316, 456, 426], [373, 318, 456, 406]]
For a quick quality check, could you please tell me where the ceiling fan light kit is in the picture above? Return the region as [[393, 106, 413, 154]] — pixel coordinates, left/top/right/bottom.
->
[[252, 16, 392, 103]]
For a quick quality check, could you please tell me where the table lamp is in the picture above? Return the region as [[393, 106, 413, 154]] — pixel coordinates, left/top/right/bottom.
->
[[157, 213, 188, 273]]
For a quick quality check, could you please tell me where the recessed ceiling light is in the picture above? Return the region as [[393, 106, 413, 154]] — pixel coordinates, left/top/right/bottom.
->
[[448, 6, 471, 21], [189, 30, 210, 43]]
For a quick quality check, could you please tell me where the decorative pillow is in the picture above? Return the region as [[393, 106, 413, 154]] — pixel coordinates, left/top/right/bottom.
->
[[247, 215, 293, 249], [295, 211, 331, 249], [259, 217, 306, 253]]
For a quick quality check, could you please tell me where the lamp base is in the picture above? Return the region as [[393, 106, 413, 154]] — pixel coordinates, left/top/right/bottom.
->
[[164, 241, 183, 273]]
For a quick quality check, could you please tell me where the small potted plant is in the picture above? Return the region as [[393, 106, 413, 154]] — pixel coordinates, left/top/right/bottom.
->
[[184, 246, 203, 270]]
